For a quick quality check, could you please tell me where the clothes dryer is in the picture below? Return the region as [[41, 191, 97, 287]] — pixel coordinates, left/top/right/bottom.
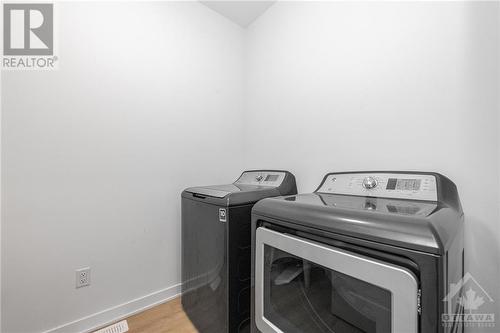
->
[[251, 171, 464, 333]]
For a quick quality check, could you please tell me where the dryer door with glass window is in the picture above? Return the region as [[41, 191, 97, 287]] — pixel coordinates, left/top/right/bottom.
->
[[255, 227, 419, 333]]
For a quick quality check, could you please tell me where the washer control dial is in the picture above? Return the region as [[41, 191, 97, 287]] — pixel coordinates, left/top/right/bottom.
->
[[255, 175, 264, 182], [362, 176, 378, 190]]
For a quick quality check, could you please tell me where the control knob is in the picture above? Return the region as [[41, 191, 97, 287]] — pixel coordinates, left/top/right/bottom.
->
[[255, 175, 264, 182], [362, 176, 378, 190]]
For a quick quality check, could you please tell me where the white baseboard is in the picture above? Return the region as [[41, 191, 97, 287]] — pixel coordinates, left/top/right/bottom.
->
[[43, 283, 182, 333]]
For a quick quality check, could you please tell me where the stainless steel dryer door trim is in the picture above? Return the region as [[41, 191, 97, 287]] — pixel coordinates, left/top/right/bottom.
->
[[255, 227, 419, 333]]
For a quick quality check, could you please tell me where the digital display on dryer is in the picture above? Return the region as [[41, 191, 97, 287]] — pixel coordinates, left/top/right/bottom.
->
[[386, 178, 398, 190], [386, 178, 421, 191]]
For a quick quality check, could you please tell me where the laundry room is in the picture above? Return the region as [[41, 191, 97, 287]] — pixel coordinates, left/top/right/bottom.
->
[[0, 1, 498, 333]]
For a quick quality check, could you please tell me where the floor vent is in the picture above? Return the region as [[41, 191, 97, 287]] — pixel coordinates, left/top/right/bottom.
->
[[94, 320, 129, 333]]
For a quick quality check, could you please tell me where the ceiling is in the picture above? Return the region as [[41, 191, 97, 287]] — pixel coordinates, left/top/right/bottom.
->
[[200, 1, 276, 28]]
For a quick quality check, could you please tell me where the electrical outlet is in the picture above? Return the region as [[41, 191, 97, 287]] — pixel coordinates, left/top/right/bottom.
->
[[76, 267, 91, 288]]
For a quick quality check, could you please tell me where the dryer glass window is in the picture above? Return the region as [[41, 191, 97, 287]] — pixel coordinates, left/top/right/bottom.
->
[[263, 245, 391, 333]]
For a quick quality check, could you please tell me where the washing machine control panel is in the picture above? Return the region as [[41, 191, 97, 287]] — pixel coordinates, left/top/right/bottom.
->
[[317, 173, 438, 201], [234, 171, 286, 187]]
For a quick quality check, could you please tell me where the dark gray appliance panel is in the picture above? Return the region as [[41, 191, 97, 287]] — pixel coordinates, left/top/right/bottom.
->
[[182, 197, 227, 333]]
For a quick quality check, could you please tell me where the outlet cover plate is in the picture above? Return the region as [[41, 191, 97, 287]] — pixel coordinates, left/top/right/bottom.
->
[[76, 267, 91, 288]]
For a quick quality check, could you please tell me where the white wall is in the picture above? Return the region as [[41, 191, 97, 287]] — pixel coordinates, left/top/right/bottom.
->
[[1, 2, 244, 332], [244, 2, 500, 331]]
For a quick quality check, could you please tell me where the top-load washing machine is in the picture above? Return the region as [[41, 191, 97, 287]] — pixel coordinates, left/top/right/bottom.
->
[[182, 170, 297, 333], [251, 171, 464, 333]]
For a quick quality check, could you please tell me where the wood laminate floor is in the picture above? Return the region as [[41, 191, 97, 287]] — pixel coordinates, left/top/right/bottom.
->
[[119, 297, 198, 333]]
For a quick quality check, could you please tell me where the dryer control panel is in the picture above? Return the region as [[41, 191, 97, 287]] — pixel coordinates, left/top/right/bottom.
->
[[234, 171, 286, 187], [317, 172, 438, 201]]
